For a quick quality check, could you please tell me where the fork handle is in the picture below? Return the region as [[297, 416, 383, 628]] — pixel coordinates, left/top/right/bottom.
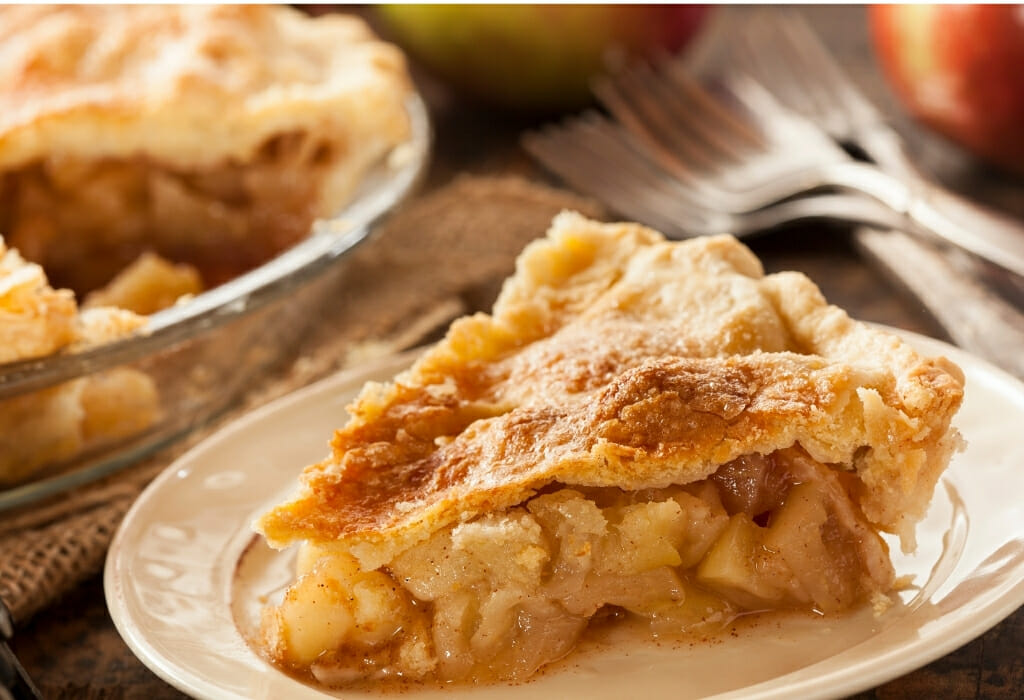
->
[[855, 228, 1024, 380], [853, 125, 1023, 306], [824, 161, 1024, 280], [905, 181, 1024, 284]]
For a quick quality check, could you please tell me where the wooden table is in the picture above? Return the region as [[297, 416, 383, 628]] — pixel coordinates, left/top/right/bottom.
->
[[9, 6, 1023, 699]]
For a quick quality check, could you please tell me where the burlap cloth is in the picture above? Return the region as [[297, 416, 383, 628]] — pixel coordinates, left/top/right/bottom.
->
[[0, 175, 603, 625]]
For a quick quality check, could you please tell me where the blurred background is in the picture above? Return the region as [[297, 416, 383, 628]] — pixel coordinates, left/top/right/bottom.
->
[[363, 3, 1024, 222]]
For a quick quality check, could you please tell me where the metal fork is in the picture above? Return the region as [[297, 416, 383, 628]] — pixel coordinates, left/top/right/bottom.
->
[[1, 598, 41, 700], [525, 66, 1004, 249], [524, 111, 905, 239], [733, 11, 1024, 292], [587, 59, 848, 210], [584, 56, 1024, 279], [731, 10, 1024, 377]]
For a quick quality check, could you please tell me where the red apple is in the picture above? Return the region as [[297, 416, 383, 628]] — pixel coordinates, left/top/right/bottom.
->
[[870, 4, 1024, 174], [374, 5, 710, 113]]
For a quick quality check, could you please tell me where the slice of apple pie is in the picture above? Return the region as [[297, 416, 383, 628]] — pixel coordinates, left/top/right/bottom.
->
[[0, 5, 411, 295], [255, 213, 965, 686]]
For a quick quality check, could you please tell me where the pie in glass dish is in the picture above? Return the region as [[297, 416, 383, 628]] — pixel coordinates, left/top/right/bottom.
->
[[0, 4, 413, 485], [254, 213, 965, 687], [0, 4, 412, 296]]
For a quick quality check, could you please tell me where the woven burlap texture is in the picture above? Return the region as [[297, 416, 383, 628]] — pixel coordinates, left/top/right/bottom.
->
[[0, 175, 603, 625]]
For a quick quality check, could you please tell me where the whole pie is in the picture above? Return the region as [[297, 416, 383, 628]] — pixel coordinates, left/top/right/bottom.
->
[[255, 213, 965, 686], [0, 4, 411, 296], [0, 5, 412, 484]]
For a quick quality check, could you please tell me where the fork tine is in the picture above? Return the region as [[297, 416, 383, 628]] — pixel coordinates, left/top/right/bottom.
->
[[748, 12, 856, 137], [573, 120, 724, 224], [591, 76, 747, 210], [527, 41, 867, 231], [731, 13, 826, 125], [570, 116, 713, 205], [525, 124, 661, 202], [592, 70, 725, 177], [632, 61, 761, 163], [524, 140, 684, 234], [735, 11, 883, 140], [598, 48, 849, 207], [770, 14, 846, 132], [721, 72, 807, 138], [522, 119, 712, 237], [594, 56, 803, 200], [775, 12, 884, 129], [658, 57, 766, 149], [595, 59, 767, 167], [595, 62, 758, 177]]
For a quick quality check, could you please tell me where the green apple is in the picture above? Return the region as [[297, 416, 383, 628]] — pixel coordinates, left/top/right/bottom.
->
[[375, 4, 710, 113]]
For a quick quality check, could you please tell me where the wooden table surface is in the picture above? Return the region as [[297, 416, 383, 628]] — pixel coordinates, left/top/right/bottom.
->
[[9, 6, 1023, 699]]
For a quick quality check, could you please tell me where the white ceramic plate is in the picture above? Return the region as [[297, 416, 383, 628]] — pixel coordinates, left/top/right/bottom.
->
[[105, 331, 1024, 700]]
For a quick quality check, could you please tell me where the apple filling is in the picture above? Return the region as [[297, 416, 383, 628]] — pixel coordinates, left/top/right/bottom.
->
[[262, 446, 894, 686], [0, 130, 343, 298]]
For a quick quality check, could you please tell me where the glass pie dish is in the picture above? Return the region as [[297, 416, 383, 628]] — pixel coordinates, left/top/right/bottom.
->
[[0, 92, 430, 512]]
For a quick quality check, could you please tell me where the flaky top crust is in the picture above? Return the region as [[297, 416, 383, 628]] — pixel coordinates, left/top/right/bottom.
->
[[256, 213, 964, 564], [0, 5, 411, 175]]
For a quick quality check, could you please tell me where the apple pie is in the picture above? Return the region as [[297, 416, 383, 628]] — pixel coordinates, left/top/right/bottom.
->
[[0, 5, 411, 484], [255, 213, 964, 686], [0, 4, 411, 295], [0, 237, 158, 484]]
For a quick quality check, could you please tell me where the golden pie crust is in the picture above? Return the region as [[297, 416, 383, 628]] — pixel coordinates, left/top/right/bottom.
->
[[259, 212, 964, 556], [0, 4, 412, 294], [255, 213, 964, 685], [0, 4, 409, 204]]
